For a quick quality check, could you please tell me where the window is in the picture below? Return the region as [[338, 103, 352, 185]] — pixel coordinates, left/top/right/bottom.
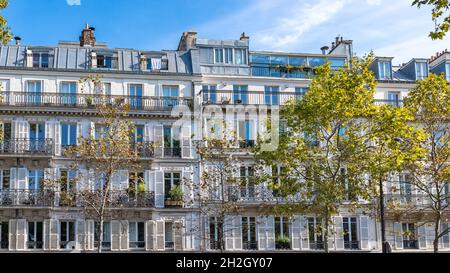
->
[[28, 170, 44, 191], [238, 167, 255, 199], [163, 126, 181, 157], [202, 85, 217, 103], [307, 217, 324, 250], [341, 168, 357, 201], [434, 130, 446, 148], [164, 172, 181, 201], [304, 131, 320, 147], [242, 217, 257, 250], [26, 80, 42, 105], [147, 57, 167, 71], [265, 86, 279, 105], [209, 217, 223, 250], [329, 58, 346, 70], [402, 223, 418, 249], [2, 122, 12, 141], [446, 64, 450, 82], [235, 49, 247, 65], [162, 86, 179, 97], [95, 124, 109, 140], [61, 123, 77, 150], [0, 222, 8, 249], [224, 48, 233, 64], [165, 222, 174, 249], [60, 221, 76, 249], [60, 82, 77, 105], [129, 222, 145, 249], [1, 170, 11, 190], [387, 92, 400, 107], [271, 166, 286, 197], [238, 117, 255, 148], [295, 87, 308, 101], [129, 172, 145, 195], [97, 54, 114, 69], [309, 57, 326, 67], [129, 84, 143, 109], [415, 62, 428, 80], [60, 169, 76, 193], [214, 48, 224, 63], [233, 85, 248, 104], [399, 174, 413, 202], [28, 222, 43, 249], [275, 217, 291, 250], [94, 222, 111, 249], [32, 52, 50, 68], [132, 125, 144, 144], [29, 123, 45, 152], [378, 61, 392, 80], [343, 217, 359, 249]]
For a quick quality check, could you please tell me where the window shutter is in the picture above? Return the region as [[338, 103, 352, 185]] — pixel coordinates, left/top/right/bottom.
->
[[182, 125, 192, 158], [119, 170, 129, 191], [111, 221, 121, 251], [16, 219, 27, 251], [394, 222, 403, 250], [86, 220, 95, 251], [156, 220, 165, 251], [77, 169, 89, 192], [45, 121, 54, 146], [334, 216, 344, 250], [174, 220, 183, 251], [76, 122, 83, 145], [120, 220, 129, 251], [257, 217, 268, 250], [8, 219, 17, 251], [267, 217, 275, 250], [418, 224, 427, 249], [43, 220, 50, 250], [110, 171, 121, 191], [291, 216, 301, 251], [153, 125, 163, 158], [204, 217, 211, 251], [442, 222, 450, 249], [299, 216, 309, 250], [426, 223, 435, 248], [9, 168, 17, 190], [224, 216, 234, 251], [90, 121, 95, 139], [154, 171, 164, 208], [144, 124, 152, 142], [182, 170, 192, 208], [145, 221, 156, 251], [49, 219, 59, 250], [359, 216, 370, 250], [54, 122, 61, 156], [16, 168, 28, 190], [234, 216, 243, 250], [77, 220, 86, 251]]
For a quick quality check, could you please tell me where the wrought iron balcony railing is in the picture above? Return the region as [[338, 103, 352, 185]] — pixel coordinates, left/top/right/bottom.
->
[[207, 185, 301, 203], [0, 190, 55, 207], [384, 194, 432, 207], [163, 147, 182, 158], [0, 92, 192, 112], [344, 240, 360, 250], [0, 138, 54, 156]]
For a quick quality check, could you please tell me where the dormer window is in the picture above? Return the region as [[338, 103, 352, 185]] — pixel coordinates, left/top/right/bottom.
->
[[415, 62, 428, 80], [378, 61, 392, 80], [97, 54, 114, 69], [146, 56, 168, 71], [214, 47, 247, 65], [30, 50, 52, 68]]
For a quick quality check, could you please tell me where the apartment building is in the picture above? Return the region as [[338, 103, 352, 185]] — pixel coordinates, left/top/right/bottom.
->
[[0, 25, 447, 252]]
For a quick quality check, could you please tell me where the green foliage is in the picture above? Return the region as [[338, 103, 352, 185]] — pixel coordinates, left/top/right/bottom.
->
[[168, 185, 183, 201], [0, 0, 11, 45], [413, 0, 450, 39]]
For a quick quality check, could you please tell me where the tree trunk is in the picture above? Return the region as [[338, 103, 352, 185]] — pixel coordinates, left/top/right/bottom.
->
[[324, 209, 330, 253], [433, 214, 441, 253], [98, 215, 104, 253]]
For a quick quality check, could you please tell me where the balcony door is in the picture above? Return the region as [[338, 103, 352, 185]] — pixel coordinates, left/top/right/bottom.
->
[[265, 86, 279, 105], [387, 92, 400, 107], [26, 80, 42, 105], [239, 167, 255, 200], [1, 123, 12, 153], [233, 85, 248, 104], [203, 85, 217, 104], [29, 123, 45, 153], [129, 84, 143, 109], [343, 217, 359, 250], [60, 82, 77, 105], [402, 223, 418, 249]]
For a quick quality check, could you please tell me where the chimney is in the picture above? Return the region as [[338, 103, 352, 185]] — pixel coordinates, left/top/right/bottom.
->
[[335, 36, 340, 46], [240, 32, 250, 41], [80, 23, 96, 47], [332, 42, 336, 49], [177, 31, 197, 51], [14, 36, 21, 46], [320, 46, 330, 55]]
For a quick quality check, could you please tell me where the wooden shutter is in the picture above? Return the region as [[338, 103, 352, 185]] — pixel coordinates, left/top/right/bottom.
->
[[86, 220, 95, 251], [49, 220, 59, 250], [182, 170, 192, 208], [144, 124, 152, 142], [77, 169, 89, 192], [111, 221, 121, 251], [299, 216, 310, 250], [174, 220, 183, 251], [334, 216, 344, 250], [16, 219, 27, 251], [234, 216, 243, 250], [182, 124, 192, 158], [8, 219, 17, 251], [76, 122, 83, 145], [153, 125, 163, 158], [426, 223, 435, 248], [145, 221, 156, 251], [9, 168, 17, 190], [418, 224, 427, 249], [156, 220, 165, 251], [54, 122, 61, 156], [77, 220, 86, 251], [154, 171, 164, 208], [43, 220, 50, 250], [359, 216, 370, 250], [267, 217, 275, 250], [257, 217, 268, 250], [224, 216, 234, 251], [120, 220, 129, 251], [16, 168, 28, 190], [291, 216, 301, 251], [394, 222, 403, 250]]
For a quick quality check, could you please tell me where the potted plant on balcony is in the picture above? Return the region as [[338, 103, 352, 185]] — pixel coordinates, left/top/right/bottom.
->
[[85, 95, 94, 107], [165, 185, 183, 207], [59, 191, 76, 207], [275, 235, 291, 250]]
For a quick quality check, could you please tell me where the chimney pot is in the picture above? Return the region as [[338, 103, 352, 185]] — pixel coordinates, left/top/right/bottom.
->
[[240, 32, 250, 41], [14, 36, 21, 45], [320, 46, 330, 55]]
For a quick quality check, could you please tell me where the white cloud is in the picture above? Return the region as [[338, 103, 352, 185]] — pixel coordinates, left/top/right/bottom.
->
[[66, 0, 81, 6], [366, 0, 382, 6]]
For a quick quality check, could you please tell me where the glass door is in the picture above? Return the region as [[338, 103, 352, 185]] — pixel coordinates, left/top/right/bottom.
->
[[26, 81, 42, 105], [60, 82, 77, 105]]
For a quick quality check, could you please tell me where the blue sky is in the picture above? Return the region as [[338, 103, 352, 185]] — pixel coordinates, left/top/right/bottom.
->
[[4, 0, 449, 64]]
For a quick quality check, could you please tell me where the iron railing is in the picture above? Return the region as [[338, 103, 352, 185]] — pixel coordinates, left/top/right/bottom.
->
[[403, 239, 419, 249], [0, 190, 55, 207], [384, 194, 432, 207], [344, 240, 360, 250], [309, 241, 325, 250], [0, 138, 54, 156], [0, 92, 192, 111], [163, 147, 182, 158], [208, 185, 301, 203]]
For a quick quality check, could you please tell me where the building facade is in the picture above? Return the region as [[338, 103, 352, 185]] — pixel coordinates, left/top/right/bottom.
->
[[0, 25, 447, 252]]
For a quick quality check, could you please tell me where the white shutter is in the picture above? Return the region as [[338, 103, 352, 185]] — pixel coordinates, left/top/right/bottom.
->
[[426, 223, 435, 248], [224, 216, 234, 251], [441, 222, 450, 249], [110, 171, 121, 191], [144, 170, 151, 192], [174, 220, 183, 251], [182, 124, 192, 158], [16, 219, 27, 251], [76, 122, 83, 145], [16, 168, 28, 190], [334, 216, 344, 250], [156, 220, 165, 251], [45, 122, 54, 154], [77, 169, 89, 192], [54, 122, 61, 156], [234, 216, 243, 250], [9, 168, 17, 190], [299, 216, 309, 250], [394, 222, 403, 250], [86, 220, 95, 251], [145, 220, 156, 251], [77, 220, 86, 251], [182, 170, 192, 208], [8, 219, 17, 251], [120, 220, 129, 251], [418, 224, 427, 249], [144, 124, 152, 142], [49, 220, 59, 250], [359, 216, 370, 250], [291, 216, 301, 251], [119, 170, 129, 191], [111, 221, 121, 251], [154, 171, 164, 208], [266, 216, 275, 250], [257, 217, 268, 250], [154, 125, 163, 158]]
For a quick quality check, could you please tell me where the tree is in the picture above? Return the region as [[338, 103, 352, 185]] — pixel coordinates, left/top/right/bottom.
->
[[0, 0, 12, 45], [63, 75, 144, 253], [403, 73, 450, 253], [255, 55, 377, 252], [363, 105, 425, 253], [413, 0, 450, 39]]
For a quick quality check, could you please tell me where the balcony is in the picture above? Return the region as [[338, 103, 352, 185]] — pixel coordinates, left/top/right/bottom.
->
[[0, 92, 192, 112], [344, 240, 360, 250], [163, 147, 182, 158], [208, 185, 301, 203], [0, 139, 54, 156], [384, 194, 431, 208], [200, 90, 404, 107], [0, 190, 55, 207]]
